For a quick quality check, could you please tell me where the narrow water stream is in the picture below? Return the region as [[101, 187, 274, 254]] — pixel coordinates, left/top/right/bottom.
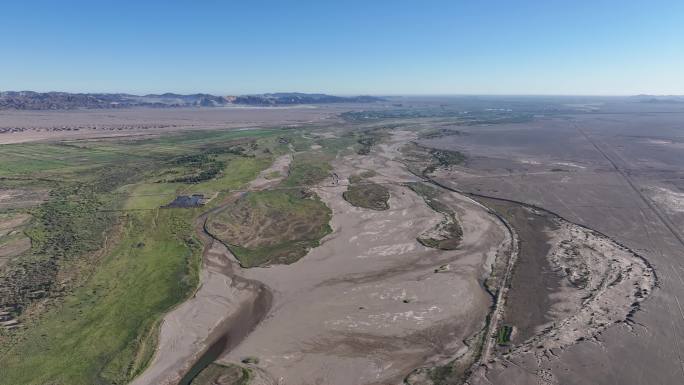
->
[[178, 208, 274, 385]]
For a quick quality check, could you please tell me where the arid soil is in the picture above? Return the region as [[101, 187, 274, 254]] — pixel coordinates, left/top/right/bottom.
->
[[0, 214, 32, 267], [0, 189, 49, 209], [215, 132, 509, 384], [421, 108, 684, 385], [111, 102, 684, 385], [247, 154, 292, 191], [0, 107, 341, 144], [128, 229, 269, 385], [137, 130, 504, 385], [134, 125, 657, 385]]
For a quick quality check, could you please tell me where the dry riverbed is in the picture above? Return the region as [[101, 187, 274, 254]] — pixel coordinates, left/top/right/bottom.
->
[[132, 127, 656, 385], [213, 132, 509, 384]]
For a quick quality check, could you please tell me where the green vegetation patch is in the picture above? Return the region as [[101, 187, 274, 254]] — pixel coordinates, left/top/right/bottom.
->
[[0, 143, 122, 177], [26, 186, 115, 259], [407, 182, 462, 250], [418, 127, 463, 139], [191, 363, 251, 385], [165, 154, 227, 184], [400, 142, 467, 176], [120, 182, 182, 210], [343, 176, 390, 211], [497, 325, 513, 345], [284, 152, 332, 187], [207, 190, 332, 267], [341, 108, 532, 125], [0, 183, 120, 311], [429, 148, 466, 167], [0, 209, 202, 385], [355, 127, 390, 155], [181, 156, 273, 195], [356, 136, 377, 155]]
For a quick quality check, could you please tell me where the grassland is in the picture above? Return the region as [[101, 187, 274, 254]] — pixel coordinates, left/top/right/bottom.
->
[[0, 143, 122, 177], [284, 152, 333, 187], [182, 156, 274, 194], [204, 131, 354, 268], [429, 148, 466, 167], [0, 128, 286, 385], [207, 190, 332, 267], [343, 174, 390, 211], [0, 209, 201, 385], [341, 107, 532, 125]]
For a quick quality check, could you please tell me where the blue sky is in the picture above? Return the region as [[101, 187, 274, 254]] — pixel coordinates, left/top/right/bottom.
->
[[2, 0, 683, 95]]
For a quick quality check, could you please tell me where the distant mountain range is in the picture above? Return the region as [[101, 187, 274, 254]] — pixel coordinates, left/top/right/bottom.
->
[[0, 91, 384, 110], [630, 94, 684, 104]]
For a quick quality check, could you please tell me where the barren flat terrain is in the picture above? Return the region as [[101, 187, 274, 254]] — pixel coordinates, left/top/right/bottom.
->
[[419, 103, 684, 384], [0, 106, 345, 144]]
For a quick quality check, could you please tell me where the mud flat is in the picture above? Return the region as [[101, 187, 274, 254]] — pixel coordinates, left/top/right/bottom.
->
[[472, 198, 561, 344], [449, 195, 657, 385], [214, 132, 510, 384]]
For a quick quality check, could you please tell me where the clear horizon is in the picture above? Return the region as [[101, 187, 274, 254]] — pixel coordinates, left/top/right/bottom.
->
[[2, 0, 683, 95]]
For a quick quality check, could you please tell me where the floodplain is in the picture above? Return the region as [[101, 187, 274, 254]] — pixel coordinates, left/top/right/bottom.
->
[[1, 97, 683, 385]]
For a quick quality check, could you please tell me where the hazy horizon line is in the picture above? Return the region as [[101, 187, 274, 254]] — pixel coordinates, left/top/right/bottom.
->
[[2, 89, 681, 98]]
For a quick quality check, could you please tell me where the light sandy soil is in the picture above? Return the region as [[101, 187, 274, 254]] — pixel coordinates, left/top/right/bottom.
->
[[216, 132, 509, 384], [131, 131, 521, 385], [0, 107, 341, 144], [0, 213, 31, 236], [130, 156, 293, 385], [0, 213, 32, 268], [0, 190, 49, 210], [648, 186, 684, 214], [246, 154, 293, 191], [0, 237, 31, 260]]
